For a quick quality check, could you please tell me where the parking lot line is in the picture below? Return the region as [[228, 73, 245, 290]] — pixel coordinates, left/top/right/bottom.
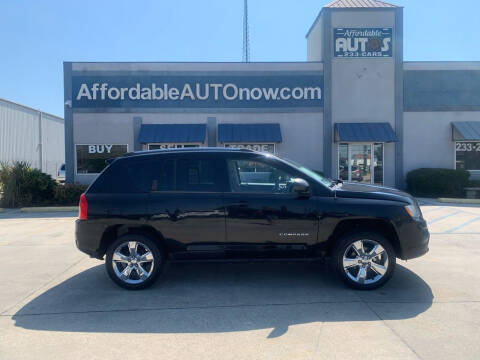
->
[[421, 207, 445, 214], [443, 215, 480, 234], [427, 210, 463, 225]]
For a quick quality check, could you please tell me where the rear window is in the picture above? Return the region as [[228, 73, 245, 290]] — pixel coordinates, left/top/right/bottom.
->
[[88, 155, 225, 193], [88, 158, 173, 193], [125, 159, 175, 192]]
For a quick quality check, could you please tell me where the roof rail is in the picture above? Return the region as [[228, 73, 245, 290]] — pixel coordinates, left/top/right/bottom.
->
[[122, 147, 257, 157]]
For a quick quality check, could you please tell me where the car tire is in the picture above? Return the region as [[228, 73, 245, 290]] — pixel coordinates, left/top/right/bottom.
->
[[105, 234, 164, 290], [332, 231, 396, 290]]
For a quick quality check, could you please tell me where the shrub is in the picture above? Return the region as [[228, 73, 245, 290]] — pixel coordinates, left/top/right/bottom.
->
[[54, 184, 88, 205], [0, 161, 57, 207], [406, 168, 470, 198]]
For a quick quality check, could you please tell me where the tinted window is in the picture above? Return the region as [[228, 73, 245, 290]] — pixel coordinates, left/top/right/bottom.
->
[[125, 159, 175, 192], [90, 156, 225, 193], [176, 158, 223, 192], [90, 157, 174, 193]]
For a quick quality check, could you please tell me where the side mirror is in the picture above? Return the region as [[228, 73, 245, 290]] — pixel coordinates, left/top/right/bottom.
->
[[291, 178, 310, 197]]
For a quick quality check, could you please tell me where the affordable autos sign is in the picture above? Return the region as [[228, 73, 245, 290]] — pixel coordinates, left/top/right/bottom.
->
[[334, 28, 393, 58], [72, 74, 323, 109]]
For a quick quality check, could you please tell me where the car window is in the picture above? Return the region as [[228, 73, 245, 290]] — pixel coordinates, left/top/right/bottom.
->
[[125, 159, 175, 193], [89, 158, 175, 193], [279, 157, 332, 188], [227, 159, 300, 194], [176, 158, 224, 192]]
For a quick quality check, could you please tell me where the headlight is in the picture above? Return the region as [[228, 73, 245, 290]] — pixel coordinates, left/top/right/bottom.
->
[[404, 204, 421, 220]]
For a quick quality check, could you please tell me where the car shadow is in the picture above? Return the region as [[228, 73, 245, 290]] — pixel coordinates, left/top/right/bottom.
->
[[12, 261, 433, 337]]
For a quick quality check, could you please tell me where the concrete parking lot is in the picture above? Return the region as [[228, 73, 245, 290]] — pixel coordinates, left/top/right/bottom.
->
[[0, 201, 479, 360]]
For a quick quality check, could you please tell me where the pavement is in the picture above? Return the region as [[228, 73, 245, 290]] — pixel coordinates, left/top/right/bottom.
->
[[0, 203, 479, 360]]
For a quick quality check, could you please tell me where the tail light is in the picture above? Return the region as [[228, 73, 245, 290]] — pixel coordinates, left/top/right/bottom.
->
[[79, 194, 88, 220]]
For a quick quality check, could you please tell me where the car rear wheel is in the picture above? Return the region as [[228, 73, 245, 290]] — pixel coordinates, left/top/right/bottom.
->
[[105, 234, 164, 290], [332, 232, 395, 290]]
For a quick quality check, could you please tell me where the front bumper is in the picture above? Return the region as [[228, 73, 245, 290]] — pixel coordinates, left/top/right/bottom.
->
[[397, 218, 430, 260]]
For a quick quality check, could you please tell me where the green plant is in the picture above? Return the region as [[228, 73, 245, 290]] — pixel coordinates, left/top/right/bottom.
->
[[405, 168, 470, 198], [0, 161, 57, 207], [54, 184, 88, 205]]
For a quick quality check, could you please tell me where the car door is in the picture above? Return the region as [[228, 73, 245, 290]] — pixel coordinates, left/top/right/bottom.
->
[[147, 153, 228, 257], [223, 154, 319, 257]]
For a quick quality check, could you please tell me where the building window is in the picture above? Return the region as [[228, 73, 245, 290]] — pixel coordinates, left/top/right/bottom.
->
[[147, 143, 200, 150], [455, 142, 480, 170], [338, 143, 384, 185], [76, 144, 128, 174], [224, 144, 275, 154]]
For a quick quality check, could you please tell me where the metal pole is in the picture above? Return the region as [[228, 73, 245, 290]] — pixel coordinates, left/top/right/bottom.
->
[[242, 0, 250, 62], [38, 111, 43, 172]]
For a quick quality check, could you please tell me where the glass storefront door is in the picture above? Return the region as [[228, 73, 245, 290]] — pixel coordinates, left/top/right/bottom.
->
[[338, 143, 384, 185], [350, 144, 371, 184]]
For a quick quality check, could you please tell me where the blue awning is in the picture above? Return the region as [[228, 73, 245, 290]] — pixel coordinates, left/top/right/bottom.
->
[[452, 121, 480, 141], [218, 123, 282, 143], [335, 122, 398, 142], [138, 124, 206, 143]]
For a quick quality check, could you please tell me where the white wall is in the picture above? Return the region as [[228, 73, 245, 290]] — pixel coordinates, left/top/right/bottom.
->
[[404, 111, 480, 180], [307, 14, 323, 61], [41, 113, 65, 177], [0, 99, 64, 178]]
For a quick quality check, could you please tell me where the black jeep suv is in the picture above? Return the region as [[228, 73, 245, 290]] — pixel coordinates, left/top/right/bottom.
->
[[76, 148, 429, 290]]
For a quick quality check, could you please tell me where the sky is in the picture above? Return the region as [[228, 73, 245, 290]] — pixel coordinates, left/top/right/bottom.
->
[[0, 0, 479, 117]]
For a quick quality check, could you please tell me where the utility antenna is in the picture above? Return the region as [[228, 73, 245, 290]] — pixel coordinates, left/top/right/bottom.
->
[[242, 0, 250, 62]]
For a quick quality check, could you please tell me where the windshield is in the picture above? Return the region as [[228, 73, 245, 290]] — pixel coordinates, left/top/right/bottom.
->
[[278, 156, 334, 188]]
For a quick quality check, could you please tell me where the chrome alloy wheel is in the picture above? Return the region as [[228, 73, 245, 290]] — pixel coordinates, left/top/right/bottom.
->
[[112, 241, 155, 285], [342, 239, 389, 285]]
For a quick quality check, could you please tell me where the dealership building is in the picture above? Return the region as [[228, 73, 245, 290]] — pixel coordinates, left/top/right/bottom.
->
[[63, 0, 480, 187]]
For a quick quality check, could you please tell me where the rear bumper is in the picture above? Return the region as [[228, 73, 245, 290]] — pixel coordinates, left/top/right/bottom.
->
[[397, 218, 430, 260], [75, 220, 105, 259]]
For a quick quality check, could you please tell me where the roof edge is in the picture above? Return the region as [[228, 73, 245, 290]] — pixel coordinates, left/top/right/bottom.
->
[[306, 7, 331, 39], [324, 0, 400, 8], [0, 97, 63, 121]]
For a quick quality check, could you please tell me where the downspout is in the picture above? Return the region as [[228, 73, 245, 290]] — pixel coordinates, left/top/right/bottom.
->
[[38, 111, 43, 172]]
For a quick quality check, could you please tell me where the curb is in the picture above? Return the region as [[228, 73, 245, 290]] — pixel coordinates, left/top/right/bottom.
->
[[437, 198, 480, 205], [20, 206, 78, 213]]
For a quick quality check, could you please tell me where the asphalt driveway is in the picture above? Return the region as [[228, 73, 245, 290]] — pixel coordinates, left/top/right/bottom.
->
[[0, 201, 479, 359]]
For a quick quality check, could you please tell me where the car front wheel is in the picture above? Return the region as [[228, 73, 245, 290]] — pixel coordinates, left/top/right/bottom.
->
[[332, 232, 396, 290], [105, 234, 164, 290]]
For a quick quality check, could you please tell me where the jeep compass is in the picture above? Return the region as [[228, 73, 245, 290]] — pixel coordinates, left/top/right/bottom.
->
[[75, 148, 429, 290]]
